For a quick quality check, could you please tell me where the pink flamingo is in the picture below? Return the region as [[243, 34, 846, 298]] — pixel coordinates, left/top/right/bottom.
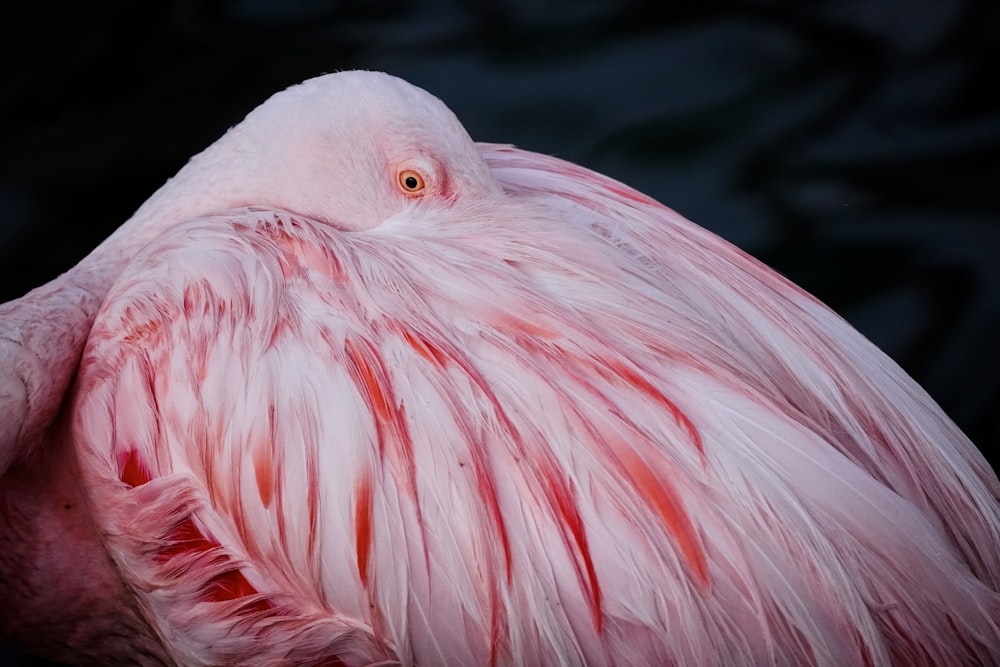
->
[[1, 71, 998, 666]]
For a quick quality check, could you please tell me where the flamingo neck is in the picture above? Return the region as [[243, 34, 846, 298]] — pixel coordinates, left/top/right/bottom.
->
[[0, 232, 134, 474]]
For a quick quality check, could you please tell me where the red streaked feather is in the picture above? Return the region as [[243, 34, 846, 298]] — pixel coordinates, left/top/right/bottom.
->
[[611, 440, 710, 589], [399, 325, 448, 367], [253, 439, 274, 508], [154, 516, 272, 609], [607, 360, 705, 458], [344, 338, 391, 424], [259, 217, 345, 282], [539, 459, 604, 633], [344, 337, 422, 508], [119, 448, 152, 487], [155, 516, 217, 562], [354, 471, 374, 587], [200, 569, 268, 609]]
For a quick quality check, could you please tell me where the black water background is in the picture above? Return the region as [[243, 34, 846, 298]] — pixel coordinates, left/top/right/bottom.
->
[[0, 1, 998, 663]]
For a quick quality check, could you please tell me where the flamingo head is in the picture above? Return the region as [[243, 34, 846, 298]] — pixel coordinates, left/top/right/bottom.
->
[[131, 70, 501, 235]]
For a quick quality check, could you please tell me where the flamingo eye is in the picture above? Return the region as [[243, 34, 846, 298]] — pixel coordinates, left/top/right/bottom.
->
[[398, 169, 426, 195]]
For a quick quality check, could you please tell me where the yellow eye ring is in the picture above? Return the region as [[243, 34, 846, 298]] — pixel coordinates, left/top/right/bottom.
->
[[398, 169, 426, 194]]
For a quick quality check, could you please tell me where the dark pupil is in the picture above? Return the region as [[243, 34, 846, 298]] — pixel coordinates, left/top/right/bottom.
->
[[404, 175, 419, 189]]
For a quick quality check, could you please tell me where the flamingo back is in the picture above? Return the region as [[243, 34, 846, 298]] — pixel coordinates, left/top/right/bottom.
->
[[69, 145, 1000, 666]]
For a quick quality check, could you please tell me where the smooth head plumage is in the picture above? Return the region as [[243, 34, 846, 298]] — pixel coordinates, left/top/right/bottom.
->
[[131, 70, 500, 235]]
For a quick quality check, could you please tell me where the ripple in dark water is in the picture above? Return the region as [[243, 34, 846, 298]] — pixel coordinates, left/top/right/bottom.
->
[[0, 2, 998, 662]]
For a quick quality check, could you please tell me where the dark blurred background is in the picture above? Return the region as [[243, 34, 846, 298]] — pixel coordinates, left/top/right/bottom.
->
[[0, 1, 998, 663]]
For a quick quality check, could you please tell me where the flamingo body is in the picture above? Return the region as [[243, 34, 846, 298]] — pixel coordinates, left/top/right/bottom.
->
[[1, 71, 999, 665]]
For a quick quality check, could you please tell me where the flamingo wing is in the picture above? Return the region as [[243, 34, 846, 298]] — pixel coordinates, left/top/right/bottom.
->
[[69, 147, 1000, 666]]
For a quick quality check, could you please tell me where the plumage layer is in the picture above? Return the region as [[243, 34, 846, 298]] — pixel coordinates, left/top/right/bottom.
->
[[70, 145, 1000, 666]]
